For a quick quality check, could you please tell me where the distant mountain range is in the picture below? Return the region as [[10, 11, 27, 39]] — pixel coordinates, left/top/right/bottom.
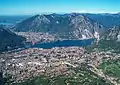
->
[[11, 13, 120, 40], [0, 15, 31, 25], [12, 13, 105, 40], [1, 13, 120, 51], [83, 13, 120, 28], [0, 25, 25, 51]]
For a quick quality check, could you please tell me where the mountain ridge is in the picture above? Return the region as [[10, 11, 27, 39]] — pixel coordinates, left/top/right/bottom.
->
[[0, 25, 26, 51], [12, 13, 105, 40]]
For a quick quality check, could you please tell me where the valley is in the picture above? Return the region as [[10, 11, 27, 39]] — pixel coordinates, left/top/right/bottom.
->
[[1, 13, 120, 85]]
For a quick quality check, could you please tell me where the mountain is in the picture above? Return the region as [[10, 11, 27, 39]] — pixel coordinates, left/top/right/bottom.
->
[[83, 13, 120, 28], [12, 13, 105, 40], [0, 25, 26, 51], [93, 25, 120, 53], [102, 26, 120, 41]]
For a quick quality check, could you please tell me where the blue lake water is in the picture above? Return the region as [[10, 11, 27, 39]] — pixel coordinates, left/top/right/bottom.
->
[[32, 38, 95, 49], [4, 38, 95, 53], [0, 22, 13, 25]]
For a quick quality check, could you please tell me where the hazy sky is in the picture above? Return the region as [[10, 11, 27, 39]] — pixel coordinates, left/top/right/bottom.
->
[[0, 0, 120, 15]]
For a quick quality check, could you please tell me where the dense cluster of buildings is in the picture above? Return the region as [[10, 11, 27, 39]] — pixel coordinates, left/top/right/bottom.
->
[[15, 32, 55, 44], [0, 46, 119, 83]]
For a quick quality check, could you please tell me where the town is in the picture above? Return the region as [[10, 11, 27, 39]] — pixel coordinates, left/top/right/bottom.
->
[[0, 46, 119, 84]]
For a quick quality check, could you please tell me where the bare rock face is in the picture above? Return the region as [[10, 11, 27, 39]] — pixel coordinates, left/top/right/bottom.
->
[[103, 26, 120, 41], [12, 13, 104, 40]]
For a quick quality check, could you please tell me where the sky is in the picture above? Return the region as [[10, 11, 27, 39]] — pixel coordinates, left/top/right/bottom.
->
[[0, 0, 120, 15]]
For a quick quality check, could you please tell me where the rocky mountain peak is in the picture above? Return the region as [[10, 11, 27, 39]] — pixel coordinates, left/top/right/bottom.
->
[[12, 13, 104, 40]]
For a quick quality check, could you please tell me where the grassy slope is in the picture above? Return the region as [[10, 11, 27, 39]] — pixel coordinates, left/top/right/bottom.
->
[[99, 58, 120, 84]]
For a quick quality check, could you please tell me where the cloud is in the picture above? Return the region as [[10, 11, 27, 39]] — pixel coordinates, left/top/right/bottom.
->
[[71, 10, 118, 14]]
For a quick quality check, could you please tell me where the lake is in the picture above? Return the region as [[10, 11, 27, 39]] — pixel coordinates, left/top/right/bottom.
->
[[32, 38, 95, 49], [3, 38, 95, 53], [0, 22, 13, 25]]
